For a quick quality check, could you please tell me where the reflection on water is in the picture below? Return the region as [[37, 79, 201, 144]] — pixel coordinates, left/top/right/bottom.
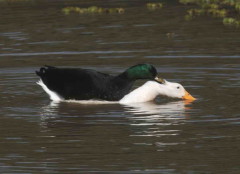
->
[[124, 101, 188, 116], [39, 102, 59, 129], [124, 101, 190, 144], [39, 100, 192, 145], [39, 100, 190, 124]]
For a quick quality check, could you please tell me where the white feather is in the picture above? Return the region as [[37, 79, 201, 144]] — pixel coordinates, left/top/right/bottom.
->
[[119, 81, 160, 104], [119, 80, 185, 104], [37, 79, 63, 102], [65, 100, 118, 104]]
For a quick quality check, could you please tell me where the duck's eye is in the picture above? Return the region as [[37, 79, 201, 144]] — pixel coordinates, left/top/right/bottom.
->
[[177, 86, 180, 89]]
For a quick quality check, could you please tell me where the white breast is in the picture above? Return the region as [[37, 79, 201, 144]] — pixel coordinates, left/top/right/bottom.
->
[[119, 81, 160, 104]]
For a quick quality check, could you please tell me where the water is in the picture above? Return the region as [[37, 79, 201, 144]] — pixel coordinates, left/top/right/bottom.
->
[[0, 0, 240, 173]]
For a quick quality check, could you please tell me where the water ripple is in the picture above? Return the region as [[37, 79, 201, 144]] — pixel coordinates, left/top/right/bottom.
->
[[0, 50, 147, 56], [145, 55, 240, 58], [0, 31, 28, 40]]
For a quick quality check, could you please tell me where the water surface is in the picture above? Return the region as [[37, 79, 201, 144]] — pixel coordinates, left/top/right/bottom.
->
[[0, 0, 239, 173]]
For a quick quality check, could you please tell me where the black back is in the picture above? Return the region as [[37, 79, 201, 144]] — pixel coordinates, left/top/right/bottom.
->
[[36, 66, 134, 101]]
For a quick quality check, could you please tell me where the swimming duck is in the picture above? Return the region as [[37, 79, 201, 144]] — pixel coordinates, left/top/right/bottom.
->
[[36, 64, 160, 101], [36, 65, 196, 103], [119, 79, 196, 104]]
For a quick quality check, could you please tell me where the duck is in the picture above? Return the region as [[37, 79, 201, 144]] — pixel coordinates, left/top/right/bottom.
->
[[36, 64, 196, 104], [36, 64, 160, 101], [119, 79, 196, 104]]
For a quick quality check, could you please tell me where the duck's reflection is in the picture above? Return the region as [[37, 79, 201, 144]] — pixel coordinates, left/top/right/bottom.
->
[[122, 100, 193, 138], [123, 100, 190, 116], [39, 100, 194, 152], [39, 101, 60, 129], [40, 100, 192, 126]]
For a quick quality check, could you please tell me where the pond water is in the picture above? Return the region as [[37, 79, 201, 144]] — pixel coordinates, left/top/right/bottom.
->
[[0, 0, 240, 173]]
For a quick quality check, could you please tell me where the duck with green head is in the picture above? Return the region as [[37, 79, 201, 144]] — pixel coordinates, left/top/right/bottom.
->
[[36, 64, 160, 101]]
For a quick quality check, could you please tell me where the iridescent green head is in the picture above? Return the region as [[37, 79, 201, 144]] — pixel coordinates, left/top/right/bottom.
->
[[125, 64, 157, 80]]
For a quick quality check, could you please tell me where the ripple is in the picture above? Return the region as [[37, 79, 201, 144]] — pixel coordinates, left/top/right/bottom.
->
[[0, 50, 147, 56], [100, 25, 123, 28], [145, 55, 240, 58], [98, 55, 136, 58], [27, 41, 69, 45], [0, 32, 28, 40], [133, 24, 156, 27], [98, 41, 147, 45]]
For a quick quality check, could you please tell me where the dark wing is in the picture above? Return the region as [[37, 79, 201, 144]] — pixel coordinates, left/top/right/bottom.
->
[[36, 66, 111, 100]]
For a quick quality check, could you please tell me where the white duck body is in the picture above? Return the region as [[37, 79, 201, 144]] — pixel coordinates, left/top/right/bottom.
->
[[119, 80, 190, 104]]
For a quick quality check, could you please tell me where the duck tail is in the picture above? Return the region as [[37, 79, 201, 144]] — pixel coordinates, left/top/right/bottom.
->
[[36, 67, 46, 77], [35, 65, 56, 77]]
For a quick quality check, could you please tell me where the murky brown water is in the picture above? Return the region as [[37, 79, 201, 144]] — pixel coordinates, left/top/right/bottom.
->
[[0, 0, 240, 173]]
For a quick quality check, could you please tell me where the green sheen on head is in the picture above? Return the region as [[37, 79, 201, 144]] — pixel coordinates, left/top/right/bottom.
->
[[126, 64, 157, 80]]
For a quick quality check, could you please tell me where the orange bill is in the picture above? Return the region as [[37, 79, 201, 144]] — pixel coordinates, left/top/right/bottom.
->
[[182, 90, 196, 100]]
